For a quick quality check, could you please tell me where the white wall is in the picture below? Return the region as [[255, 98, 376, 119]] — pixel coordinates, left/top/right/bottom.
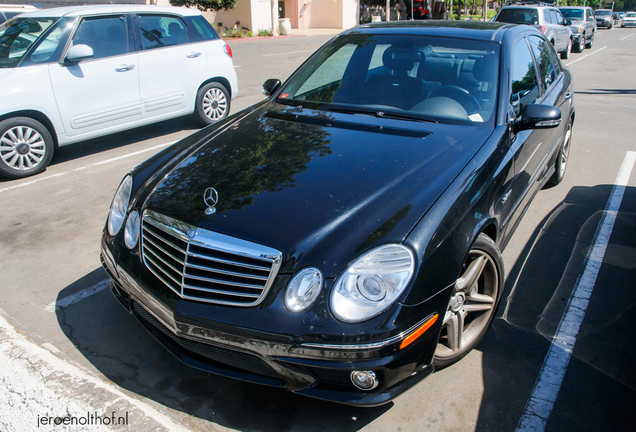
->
[[251, 0, 274, 33], [214, 0, 255, 32]]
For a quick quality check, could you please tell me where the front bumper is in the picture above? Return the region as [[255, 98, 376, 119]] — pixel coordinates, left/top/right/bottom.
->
[[100, 239, 439, 406]]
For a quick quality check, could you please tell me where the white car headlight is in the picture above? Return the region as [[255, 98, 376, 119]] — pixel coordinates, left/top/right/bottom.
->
[[107, 175, 132, 237], [284, 267, 323, 312], [124, 210, 140, 250], [331, 244, 415, 323]]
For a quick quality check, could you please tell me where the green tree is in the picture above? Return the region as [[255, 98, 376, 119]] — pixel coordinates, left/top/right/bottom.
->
[[169, 0, 238, 12]]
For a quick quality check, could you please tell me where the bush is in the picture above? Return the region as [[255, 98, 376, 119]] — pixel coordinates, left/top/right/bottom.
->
[[257, 29, 272, 37]]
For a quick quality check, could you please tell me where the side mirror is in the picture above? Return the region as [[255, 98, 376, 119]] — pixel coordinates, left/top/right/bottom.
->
[[64, 44, 94, 64], [517, 104, 562, 131], [262, 78, 282, 96], [564, 19, 572, 26]]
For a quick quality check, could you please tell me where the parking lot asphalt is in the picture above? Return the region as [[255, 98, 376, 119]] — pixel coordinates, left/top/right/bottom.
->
[[0, 28, 635, 432]]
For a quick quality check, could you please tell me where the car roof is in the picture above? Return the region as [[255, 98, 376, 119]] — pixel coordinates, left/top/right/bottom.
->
[[15, 5, 201, 19], [344, 20, 516, 44]]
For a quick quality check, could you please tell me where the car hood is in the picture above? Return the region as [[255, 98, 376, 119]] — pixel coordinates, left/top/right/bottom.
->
[[143, 103, 492, 277]]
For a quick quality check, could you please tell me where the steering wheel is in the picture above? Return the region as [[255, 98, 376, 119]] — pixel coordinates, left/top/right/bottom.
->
[[428, 85, 481, 116]]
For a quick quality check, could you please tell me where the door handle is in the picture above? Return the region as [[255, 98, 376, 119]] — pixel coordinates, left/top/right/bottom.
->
[[115, 64, 135, 72], [186, 52, 202, 58]]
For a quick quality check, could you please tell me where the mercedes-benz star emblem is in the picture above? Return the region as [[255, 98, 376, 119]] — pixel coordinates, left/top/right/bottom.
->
[[187, 229, 198, 239], [204, 187, 219, 215]]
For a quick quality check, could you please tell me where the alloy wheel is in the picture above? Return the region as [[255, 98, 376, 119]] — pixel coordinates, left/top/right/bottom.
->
[[203, 88, 228, 120], [559, 122, 572, 179], [435, 249, 499, 360], [0, 126, 46, 171]]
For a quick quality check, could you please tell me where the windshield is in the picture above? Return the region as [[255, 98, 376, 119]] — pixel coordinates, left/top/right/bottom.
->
[[626, 13, 636, 17], [496, 8, 540, 25], [594, 10, 611, 17], [560, 9, 584, 20], [277, 34, 500, 126], [0, 17, 57, 68]]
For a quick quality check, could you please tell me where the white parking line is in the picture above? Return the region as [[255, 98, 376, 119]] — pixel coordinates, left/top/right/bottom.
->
[[516, 151, 636, 432], [0, 142, 174, 194], [45, 279, 111, 313], [620, 33, 634, 40], [565, 46, 607, 66], [262, 49, 315, 57], [0, 311, 193, 432]]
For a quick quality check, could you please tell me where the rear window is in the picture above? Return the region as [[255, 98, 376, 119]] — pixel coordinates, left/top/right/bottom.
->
[[496, 8, 540, 25]]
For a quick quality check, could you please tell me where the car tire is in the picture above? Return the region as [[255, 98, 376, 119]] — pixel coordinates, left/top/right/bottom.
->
[[573, 40, 583, 53], [0, 117, 54, 180], [433, 233, 504, 369], [585, 33, 594, 49], [194, 82, 231, 126], [560, 39, 571, 59], [547, 118, 572, 187]]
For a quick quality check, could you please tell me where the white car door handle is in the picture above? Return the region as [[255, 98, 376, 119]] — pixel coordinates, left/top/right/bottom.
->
[[186, 52, 202, 58], [115, 64, 135, 72]]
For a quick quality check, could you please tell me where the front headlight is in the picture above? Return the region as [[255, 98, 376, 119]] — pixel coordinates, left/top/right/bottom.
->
[[107, 175, 132, 237], [285, 267, 323, 312], [331, 244, 415, 323], [124, 210, 140, 250]]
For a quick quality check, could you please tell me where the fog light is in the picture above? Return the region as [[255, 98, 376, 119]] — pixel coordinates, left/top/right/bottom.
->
[[350, 370, 379, 391]]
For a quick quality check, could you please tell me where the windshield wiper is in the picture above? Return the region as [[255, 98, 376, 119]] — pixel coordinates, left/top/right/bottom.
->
[[321, 105, 438, 124]]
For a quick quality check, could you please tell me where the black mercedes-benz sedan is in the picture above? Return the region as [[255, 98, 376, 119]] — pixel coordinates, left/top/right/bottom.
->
[[101, 20, 574, 406]]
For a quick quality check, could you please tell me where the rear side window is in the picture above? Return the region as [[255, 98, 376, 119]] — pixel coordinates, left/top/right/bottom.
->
[[528, 36, 559, 91], [72, 16, 128, 60], [186, 16, 219, 41], [511, 38, 539, 119], [138, 15, 189, 50]]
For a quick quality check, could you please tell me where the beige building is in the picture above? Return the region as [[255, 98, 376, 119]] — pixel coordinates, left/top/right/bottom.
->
[[0, 0, 360, 31], [196, 0, 360, 32]]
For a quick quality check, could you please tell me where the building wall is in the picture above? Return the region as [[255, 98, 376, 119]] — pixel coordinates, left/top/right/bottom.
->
[[251, 0, 273, 34], [211, 0, 255, 32]]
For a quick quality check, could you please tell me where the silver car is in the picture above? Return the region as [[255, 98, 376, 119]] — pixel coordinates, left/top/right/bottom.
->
[[559, 6, 596, 52], [495, 3, 573, 59]]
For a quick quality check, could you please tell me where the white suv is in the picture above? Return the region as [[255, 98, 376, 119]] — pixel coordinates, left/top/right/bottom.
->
[[0, 5, 238, 179], [0, 4, 37, 24]]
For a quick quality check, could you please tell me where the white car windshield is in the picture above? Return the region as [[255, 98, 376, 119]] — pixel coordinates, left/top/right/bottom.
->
[[0, 17, 58, 68]]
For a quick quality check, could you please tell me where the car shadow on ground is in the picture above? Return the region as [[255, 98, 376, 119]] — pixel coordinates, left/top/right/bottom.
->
[[54, 272, 390, 431], [475, 185, 636, 432], [49, 116, 201, 167]]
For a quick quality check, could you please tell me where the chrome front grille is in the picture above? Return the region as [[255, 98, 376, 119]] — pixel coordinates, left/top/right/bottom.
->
[[141, 210, 282, 306]]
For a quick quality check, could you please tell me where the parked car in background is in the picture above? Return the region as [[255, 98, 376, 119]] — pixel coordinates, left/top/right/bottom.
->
[[0, 5, 238, 180], [0, 4, 37, 24], [594, 9, 614, 28], [622, 11, 636, 27], [101, 20, 574, 406], [559, 6, 596, 52], [495, 2, 573, 59]]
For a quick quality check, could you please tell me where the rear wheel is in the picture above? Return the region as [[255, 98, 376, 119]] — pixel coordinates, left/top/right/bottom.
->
[[0, 117, 54, 180], [560, 39, 571, 59], [194, 82, 230, 126], [547, 118, 572, 186], [434, 234, 504, 369]]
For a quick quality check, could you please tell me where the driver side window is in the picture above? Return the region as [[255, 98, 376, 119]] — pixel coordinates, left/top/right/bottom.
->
[[511, 38, 539, 120]]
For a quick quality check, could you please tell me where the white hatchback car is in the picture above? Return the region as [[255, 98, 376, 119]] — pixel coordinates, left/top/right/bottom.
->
[[0, 5, 238, 179]]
